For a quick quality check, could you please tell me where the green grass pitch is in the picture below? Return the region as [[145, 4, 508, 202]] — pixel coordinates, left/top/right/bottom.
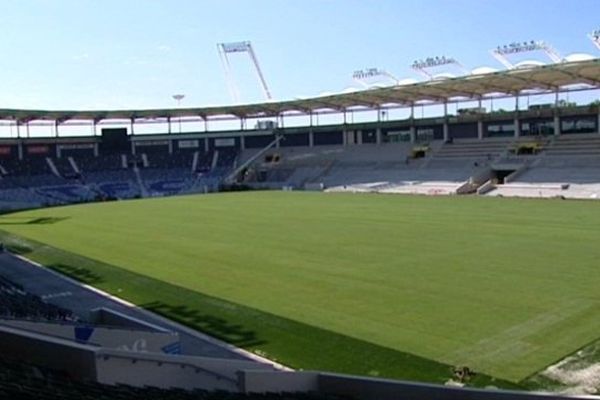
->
[[1, 191, 599, 386]]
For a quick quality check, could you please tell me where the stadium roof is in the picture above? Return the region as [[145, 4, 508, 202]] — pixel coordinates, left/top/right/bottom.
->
[[1, 58, 599, 124]]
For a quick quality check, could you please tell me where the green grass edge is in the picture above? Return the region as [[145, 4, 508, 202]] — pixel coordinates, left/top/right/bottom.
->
[[0, 228, 522, 390]]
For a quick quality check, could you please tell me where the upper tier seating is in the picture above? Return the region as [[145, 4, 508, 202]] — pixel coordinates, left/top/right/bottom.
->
[[216, 147, 238, 168], [52, 157, 77, 176], [0, 149, 242, 208], [433, 138, 512, 159], [2, 157, 53, 176], [244, 143, 479, 190], [514, 167, 600, 184], [196, 152, 214, 172], [0, 132, 597, 207], [544, 134, 600, 156], [74, 154, 124, 171], [146, 151, 195, 170], [83, 170, 141, 199], [140, 168, 194, 196]]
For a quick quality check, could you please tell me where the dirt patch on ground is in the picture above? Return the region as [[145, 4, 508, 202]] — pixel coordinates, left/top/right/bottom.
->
[[538, 342, 600, 395]]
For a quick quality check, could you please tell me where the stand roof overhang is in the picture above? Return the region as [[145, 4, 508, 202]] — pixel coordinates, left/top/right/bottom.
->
[[1, 58, 599, 124]]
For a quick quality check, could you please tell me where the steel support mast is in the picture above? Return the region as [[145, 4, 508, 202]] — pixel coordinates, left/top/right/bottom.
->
[[217, 41, 273, 102], [589, 29, 600, 51]]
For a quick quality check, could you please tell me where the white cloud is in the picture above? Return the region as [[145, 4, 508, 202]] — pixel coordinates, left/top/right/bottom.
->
[[123, 57, 152, 66], [71, 53, 90, 62]]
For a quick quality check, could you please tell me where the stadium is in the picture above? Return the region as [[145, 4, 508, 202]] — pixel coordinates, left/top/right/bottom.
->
[[0, 3, 600, 399]]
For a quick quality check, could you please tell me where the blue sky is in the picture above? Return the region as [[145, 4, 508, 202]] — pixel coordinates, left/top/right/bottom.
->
[[0, 0, 598, 110]]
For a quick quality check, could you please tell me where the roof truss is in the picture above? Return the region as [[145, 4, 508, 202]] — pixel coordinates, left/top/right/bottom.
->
[[0, 59, 597, 124]]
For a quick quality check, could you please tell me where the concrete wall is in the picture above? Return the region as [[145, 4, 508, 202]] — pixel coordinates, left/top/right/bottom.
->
[[240, 370, 592, 400], [318, 373, 587, 400], [0, 319, 180, 354], [240, 370, 319, 393], [95, 352, 239, 391], [0, 325, 97, 380], [95, 349, 276, 391], [0, 323, 273, 392], [0, 321, 593, 399]]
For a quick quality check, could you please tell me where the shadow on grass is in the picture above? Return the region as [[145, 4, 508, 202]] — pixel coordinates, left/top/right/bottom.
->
[[0, 216, 70, 225], [48, 263, 104, 285], [28, 217, 70, 225], [5, 242, 34, 255], [141, 300, 266, 348]]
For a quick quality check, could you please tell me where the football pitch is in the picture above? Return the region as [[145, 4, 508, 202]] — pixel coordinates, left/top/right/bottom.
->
[[1, 191, 600, 386]]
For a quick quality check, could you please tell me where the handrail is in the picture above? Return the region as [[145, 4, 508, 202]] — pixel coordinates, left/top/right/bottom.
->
[[96, 350, 239, 384]]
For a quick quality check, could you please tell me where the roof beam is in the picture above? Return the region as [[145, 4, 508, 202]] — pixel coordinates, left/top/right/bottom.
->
[[504, 73, 558, 91], [305, 99, 347, 112], [255, 104, 283, 116], [400, 87, 448, 102], [351, 92, 409, 106], [348, 100, 382, 109], [467, 80, 515, 95], [93, 114, 107, 124], [56, 115, 74, 124], [285, 105, 314, 114], [556, 69, 600, 86], [229, 110, 249, 119], [435, 84, 483, 99], [422, 83, 489, 100]]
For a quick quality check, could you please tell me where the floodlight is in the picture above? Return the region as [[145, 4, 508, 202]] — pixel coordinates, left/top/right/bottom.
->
[[352, 68, 399, 87], [491, 40, 561, 69], [410, 55, 466, 79]]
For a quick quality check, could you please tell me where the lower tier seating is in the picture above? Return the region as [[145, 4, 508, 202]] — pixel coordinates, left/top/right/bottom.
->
[[0, 356, 344, 400]]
